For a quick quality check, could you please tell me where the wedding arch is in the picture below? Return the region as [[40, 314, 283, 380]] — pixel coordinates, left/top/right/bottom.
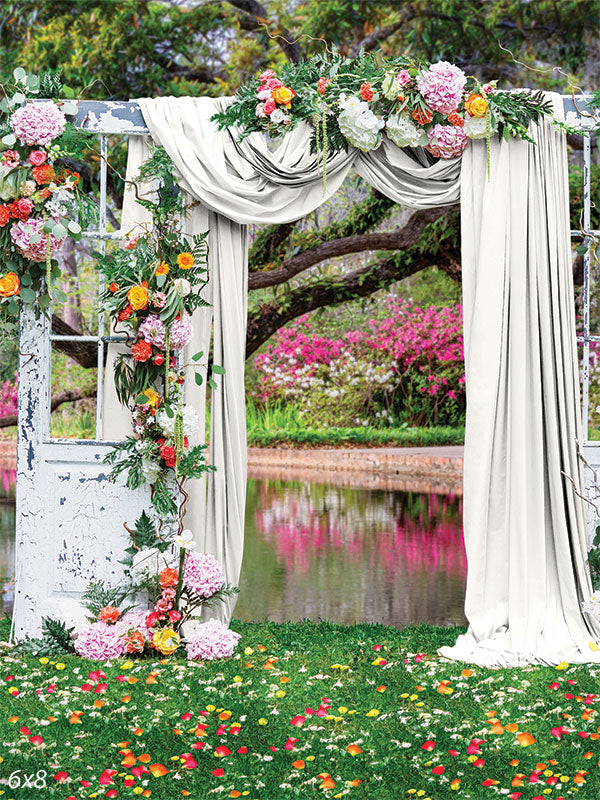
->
[[12, 90, 600, 668]]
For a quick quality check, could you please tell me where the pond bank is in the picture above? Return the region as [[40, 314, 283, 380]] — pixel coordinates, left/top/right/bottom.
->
[[248, 445, 464, 494]]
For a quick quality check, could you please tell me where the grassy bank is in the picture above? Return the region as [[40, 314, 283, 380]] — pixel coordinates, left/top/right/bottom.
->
[[1, 618, 598, 798]]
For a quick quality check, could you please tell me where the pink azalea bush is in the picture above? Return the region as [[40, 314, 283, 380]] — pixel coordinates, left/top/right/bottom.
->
[[253, 298, 465, 427], [11, 101, 66, 146], [183, 552, 225, 597], [0, 378, 17, 419], [186, 618, 241, 661]]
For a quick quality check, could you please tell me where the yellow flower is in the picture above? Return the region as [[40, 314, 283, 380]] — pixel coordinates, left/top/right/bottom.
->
[[155, 261, 170, 275], [177, 252, 194, 270], [142, 388, 160, 408], [0, 272, 19, 297], [151, 628, 180, 656], [258, 718, 268, 725], [127, 283, 149, 310], [272, 86, 296, 108], [465, 93, 488, 117]]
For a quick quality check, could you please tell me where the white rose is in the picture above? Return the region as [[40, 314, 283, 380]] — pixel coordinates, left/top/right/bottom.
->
[[255, 103, 267, 118], [173, 278, 191, 297], [270, 108, 286, 124], [257, 89, 271, 101]]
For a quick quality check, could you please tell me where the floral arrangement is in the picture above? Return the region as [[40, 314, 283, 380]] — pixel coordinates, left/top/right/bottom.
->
[[68, 511, 239, 661], [0, 68, 92, 313], [99, 146, 224, 518], [212, 51, 554, 182]]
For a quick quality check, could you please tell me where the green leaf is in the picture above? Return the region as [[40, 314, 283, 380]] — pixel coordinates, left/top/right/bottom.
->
[[165, 404, 174, 418], [208, 378, 217, 390], [67, 220, 81, 234], [195, 372, 203, 385], [19, 287, 36, 303], [53, 223, 68, 239], [191, 351, 204, 361], [62, 85, 75, 99], [135, 392, 149, 404], [13, 67, 26, 82], [1, 133, 16, 146], [212, 364, 226, 375]]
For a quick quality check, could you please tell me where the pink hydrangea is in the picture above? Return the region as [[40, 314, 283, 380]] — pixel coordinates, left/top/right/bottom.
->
[[185, 619, 241, 661], [183, 552, 225, 598], [426, 124, 468, 159], [170, 312, 193, 349], [138, 312, 192, 350], [416, 61, 467, 114], [10, 101, 66, 146], [138, 314, 166, 348], [73, 622, 126, 661], [10, 217, 66, 261]]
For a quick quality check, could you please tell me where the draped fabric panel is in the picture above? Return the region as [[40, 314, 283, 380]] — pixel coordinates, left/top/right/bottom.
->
[[103, 93, 600, 665], [439, 96, 600, 666]]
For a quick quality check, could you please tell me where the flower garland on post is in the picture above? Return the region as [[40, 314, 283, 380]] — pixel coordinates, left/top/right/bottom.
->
[[212, 51, 560, 181], [0, 68, 91, 320]]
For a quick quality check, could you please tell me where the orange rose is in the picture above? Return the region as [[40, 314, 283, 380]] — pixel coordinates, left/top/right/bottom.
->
[[156, 261, 170, 275], [0, 272, 20, 297], [465, 93, 487, 118], [127, 284, 149, 310], [109, 282, 119, 293], [412, 107, 433, 125], [176, 252, 194, 270], [272, 86, 296, 108], [32, 163, 56, 185], [98, 605, 120, 623]]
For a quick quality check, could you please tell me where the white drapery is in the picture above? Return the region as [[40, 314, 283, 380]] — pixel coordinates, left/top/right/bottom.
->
[[105, 94, 600, 664]]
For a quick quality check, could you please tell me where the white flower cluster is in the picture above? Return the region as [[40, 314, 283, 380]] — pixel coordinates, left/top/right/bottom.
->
[[385, 113, 428, 149], [156, 404, 200, 438], [337, 94, 385, 152], [463, 114, 497, 140]]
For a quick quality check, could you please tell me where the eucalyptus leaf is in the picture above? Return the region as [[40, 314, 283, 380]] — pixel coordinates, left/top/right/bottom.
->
[[212, 365, 226, 375], [1, 133, 16, 146], [53, 223, 68, 239], [13, 67, 26, 82], [208, 378, 217, 390], [67, 220, 81, 234], [191, 351, 204, 361], [195, 372, 203, 386], [19, 287, 37, 303]]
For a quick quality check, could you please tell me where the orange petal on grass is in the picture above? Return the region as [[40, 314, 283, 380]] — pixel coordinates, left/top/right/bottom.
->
[[69, 712, 83, 724], [462, 669, 474, 677], [133, 728, 144, 736], [376, 685, 387, 692], [93, 700, 106, 708], [121, 755, 137, 767], [516, 732, 537, 747], [149, 763, 169, 777], [280, 676, 290, 683], [127, 676, 139, 684], [121, 695, 132, 703], [320, 777, 335, 789], [346, 744, 363, 755], [505, 723, 519, 733], [489, 722, 505, 735], [348, 780, 362, 787], [138, 754, 151, 763], [292, 760, 305, 769]]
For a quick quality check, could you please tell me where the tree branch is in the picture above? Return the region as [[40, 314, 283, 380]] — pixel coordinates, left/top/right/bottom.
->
[[248, 206, 454, 289], [51, 315, 98, 368], [225, 0, 302, 62], [0, 385, 97, 428]]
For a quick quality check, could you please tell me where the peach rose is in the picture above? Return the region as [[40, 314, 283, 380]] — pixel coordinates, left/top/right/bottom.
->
[[0, 272, 20, 297]]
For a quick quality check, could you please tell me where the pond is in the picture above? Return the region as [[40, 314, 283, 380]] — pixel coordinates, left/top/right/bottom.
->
[[0, 476, 467, 628]]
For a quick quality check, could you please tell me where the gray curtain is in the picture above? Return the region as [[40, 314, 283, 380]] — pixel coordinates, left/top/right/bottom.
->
[[104, 94, 600, 663]]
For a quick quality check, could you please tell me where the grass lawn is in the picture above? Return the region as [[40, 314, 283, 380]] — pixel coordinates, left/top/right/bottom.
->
[[247, 426, 465, 449], [1, 619, 599, 799]]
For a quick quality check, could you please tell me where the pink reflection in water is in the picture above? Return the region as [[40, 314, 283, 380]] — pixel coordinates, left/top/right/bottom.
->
[[0, 468, 15, 498], [254, 483, 466, 582]]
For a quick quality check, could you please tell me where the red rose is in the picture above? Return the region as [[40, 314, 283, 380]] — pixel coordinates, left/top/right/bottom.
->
[[28, 150, 47, 166], [159, 443, 177, 468], [153, 353, 165, 366], [32, 163, 56, 185], [10, 197, 33, 220], [109, 282, 119, 293], [168, 610, 182, 623], [131, 340, 153, 362], [117, 304, 133, 322], [0, 206, 9, 227]]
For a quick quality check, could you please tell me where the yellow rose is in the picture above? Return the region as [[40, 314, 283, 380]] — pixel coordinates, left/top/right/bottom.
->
[[142, 388, 160, 408], [0, 272, 20, 297], [465, 93, 488, 118], [272, 86, 296, 108], [152, 628, 180, 656], [127, 283, 149, 310]]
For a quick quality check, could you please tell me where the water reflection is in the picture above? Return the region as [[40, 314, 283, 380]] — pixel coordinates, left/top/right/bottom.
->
[[236, 480, 467, 627], [0, 475, 467, 628]]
